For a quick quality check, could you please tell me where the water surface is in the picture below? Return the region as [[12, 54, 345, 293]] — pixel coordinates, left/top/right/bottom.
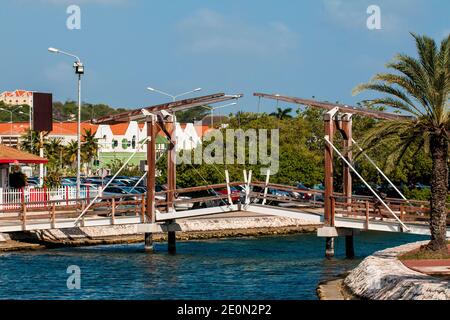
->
[[0, 232, 426, 300]]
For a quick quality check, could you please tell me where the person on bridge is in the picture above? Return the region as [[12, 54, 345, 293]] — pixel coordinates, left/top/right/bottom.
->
[[373, 193, 388, 221]]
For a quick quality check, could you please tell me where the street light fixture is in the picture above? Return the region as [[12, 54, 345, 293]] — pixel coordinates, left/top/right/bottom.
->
[[201, 102, 237, 127], [48, 47, 84, 198], [146, 87, 202, 102]]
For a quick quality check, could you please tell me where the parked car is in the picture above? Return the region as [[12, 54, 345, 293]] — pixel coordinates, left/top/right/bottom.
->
[[293, 182, 313, 201], [155, 185, 194, 211], [102, 186, 138, 200], [311, 183, 325, 202], [215, 187, 242, 203], [250, 186, 295, 206], [179, 189, 223, 209]]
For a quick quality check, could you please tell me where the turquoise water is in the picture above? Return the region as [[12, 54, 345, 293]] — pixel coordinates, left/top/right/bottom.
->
[[0, 232, 426, 300]]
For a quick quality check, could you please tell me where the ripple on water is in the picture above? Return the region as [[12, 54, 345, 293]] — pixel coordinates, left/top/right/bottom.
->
[[0, 232, 427, 300]]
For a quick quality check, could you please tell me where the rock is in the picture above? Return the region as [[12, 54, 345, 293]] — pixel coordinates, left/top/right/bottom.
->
[[344, 241, 450, 300]]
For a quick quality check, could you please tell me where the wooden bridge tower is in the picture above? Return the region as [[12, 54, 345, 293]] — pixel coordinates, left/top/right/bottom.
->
[[254, 93, 410, 258], [92, 93, 242, 253]]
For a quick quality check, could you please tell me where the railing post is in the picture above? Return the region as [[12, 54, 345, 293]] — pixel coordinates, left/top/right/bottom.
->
[[141, 195, 146, 223], [400, 204, 405, 222], [21, 199, 27, 231], [111, 198, 116, 225], [330, 196, 335, 227], [244, 170, 252, 206], [365, 201, 370, 230], [51, 203, 56, 229], [225, 170, 233, 205], [262, 169, 271, 205]]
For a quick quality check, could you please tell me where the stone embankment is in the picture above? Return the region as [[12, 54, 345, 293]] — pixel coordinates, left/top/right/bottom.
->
[[344, 241, 450, 300]]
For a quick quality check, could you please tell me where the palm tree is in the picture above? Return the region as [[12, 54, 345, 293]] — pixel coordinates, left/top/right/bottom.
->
[[20, 130, 48, 155], [81, 128, 99, 164], [353, 33, 450, 253], [270, 107, 293, 120], [64, 140, 78, 168], [45, 138, 64, 168]]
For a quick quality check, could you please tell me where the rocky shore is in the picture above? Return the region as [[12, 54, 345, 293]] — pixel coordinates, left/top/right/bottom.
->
[[317, 277, 356, 300], [343, 241, 450, 300]]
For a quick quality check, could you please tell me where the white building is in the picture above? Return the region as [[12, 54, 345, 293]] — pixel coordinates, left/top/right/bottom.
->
[[0, 121, 211, 165], [0, 90, 33, 106]]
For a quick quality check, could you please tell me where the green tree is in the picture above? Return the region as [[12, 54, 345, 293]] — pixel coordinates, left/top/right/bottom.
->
[[81, 128, 99, 169], [45, 138, 64, 169], [270, 107, 293, 120], [20, 130, 48, 155], [176, 106, 210, 123], [64, 140, 79, 168], [353, 33, 450, 253]]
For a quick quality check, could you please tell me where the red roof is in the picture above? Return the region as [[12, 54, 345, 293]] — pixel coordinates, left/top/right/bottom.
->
[[0, 122, 99, 136], [109, 123, 129, 135], [0, 144, 48, 164]]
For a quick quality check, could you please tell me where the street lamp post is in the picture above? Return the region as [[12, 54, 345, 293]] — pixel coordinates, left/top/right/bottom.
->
[[0, 106, 23, 145], [18, 110, 33, 153], [201, 102, 237, 127], [48, 47, 84, 199]]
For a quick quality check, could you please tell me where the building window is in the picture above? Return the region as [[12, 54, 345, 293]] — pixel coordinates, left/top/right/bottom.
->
[[112, 140, 118, 149], [131, 135, 136, 149], [122, 138, 130, 150]]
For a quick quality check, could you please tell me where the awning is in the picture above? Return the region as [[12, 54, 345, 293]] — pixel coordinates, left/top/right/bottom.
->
[[0, 144, 48, 164]]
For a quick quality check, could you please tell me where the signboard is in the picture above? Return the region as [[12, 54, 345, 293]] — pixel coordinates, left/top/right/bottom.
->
[[32, 92, 53, 132]]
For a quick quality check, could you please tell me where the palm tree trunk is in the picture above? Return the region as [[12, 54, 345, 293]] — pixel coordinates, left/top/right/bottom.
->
[[425, 134, 449, 252]]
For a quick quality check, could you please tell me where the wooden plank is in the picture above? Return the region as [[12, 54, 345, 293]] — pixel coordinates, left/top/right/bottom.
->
[[254, 93, 412, 120], [92, 93, 243, 125]]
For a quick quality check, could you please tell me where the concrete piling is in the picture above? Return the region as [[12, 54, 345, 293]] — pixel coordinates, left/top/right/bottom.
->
[[168, 231, 176, 254], [144, 232, 154, 252], [345, 235, 355, 259], [325, 237, 335, 258]]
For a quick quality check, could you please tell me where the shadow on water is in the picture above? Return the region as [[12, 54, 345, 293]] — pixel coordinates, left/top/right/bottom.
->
[[0, 231, 427, 300]]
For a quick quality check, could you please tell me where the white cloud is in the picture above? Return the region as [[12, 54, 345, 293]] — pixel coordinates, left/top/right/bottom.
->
[[176, 9, 299, 58]]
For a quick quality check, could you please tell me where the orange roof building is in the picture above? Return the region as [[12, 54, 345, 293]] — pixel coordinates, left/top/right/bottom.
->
[[0, 89, 33, 106], [0, 144, 47, 164], [0, 120, 214, 154]]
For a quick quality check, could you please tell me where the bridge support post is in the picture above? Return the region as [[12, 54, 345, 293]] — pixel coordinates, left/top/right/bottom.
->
[[168, 230, 176, 254], [323, 109, 337, 258], [165, 220, 177, 254], [345, 235, 355, 259], [144, 115, 157, 253], [342, 114, 353, 215], [144, 232, 154, 252], [166, 118, 176, 213], [325, 237, 334, 258]]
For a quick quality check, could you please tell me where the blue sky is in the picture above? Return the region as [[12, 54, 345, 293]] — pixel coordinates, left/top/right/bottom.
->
[[0, 0, 449, 114]]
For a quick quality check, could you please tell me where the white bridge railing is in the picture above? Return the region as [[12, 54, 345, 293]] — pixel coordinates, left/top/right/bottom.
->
[[0, 186, 99, 210]]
